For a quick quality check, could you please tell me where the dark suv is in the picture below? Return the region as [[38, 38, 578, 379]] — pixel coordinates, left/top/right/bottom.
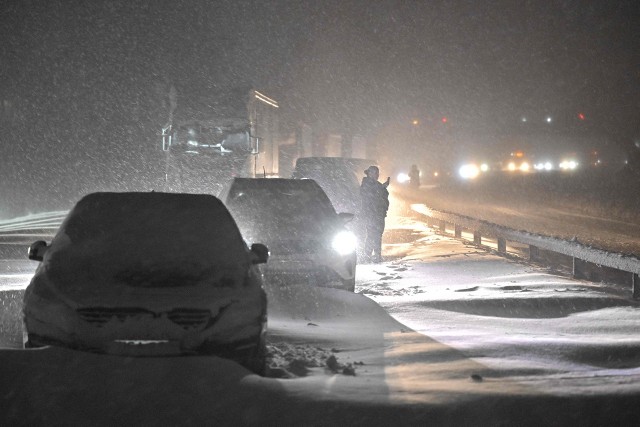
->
[[221, 178, 357, 291]]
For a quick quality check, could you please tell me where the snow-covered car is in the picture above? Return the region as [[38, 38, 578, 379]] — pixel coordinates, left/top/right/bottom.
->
[[220, 178, 358, 292], [23, 192, 269, 374], [291, 157, 376, 215]]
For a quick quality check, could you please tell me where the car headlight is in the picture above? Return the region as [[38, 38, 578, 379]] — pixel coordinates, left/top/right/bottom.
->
[[458, 164, 480, 180], [559, 160, 578, 170], [397, 172, 410, 183], [331, 230, 357, 255]]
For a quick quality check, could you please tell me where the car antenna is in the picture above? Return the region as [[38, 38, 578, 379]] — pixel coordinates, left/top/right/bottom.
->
[[263, 167, 266, 178]]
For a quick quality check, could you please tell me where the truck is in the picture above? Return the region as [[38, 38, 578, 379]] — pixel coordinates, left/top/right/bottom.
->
[[161, 85, 280, 195]]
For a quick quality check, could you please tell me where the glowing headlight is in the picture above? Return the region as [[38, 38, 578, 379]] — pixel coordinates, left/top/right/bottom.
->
[[458, 164, 480, 180], [560, 160, 578, 170], [534, 162, 554, 171], [331, 230, 357, 255], [397, 173, 410, 184]]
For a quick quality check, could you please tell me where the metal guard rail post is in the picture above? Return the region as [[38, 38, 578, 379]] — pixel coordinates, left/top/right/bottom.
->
[[412, 205, 640, 299]]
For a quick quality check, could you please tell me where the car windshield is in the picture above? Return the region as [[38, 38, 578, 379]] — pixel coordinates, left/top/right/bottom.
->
[[292, 159, 364, 213], [48, 193, 249, 289], [226, 181, 337, 240]]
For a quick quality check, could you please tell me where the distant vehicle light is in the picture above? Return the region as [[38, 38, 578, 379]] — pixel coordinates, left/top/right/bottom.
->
[[559, 160, 578, 170], [332, 230, 357, 255], [480, 163, 489, 172], [459, 164, 480, 180], [397, 173, 410, 184], [508, 162, 517, 171], [519, 162, 530, 172], [433, 171, 439, 177], [534, 162, 554, 171]]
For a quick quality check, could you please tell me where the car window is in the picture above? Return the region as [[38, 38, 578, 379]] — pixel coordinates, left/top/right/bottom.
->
[[47, 193, 250, 289], [225, 181, 337, 239]]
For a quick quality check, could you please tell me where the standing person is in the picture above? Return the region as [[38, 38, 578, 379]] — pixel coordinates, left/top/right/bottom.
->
[[359, 166, 390, 263], [409, 164, 420, 189]]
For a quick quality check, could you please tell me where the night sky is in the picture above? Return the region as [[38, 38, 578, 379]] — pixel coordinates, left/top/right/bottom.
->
[[1, 0, 639, 213]]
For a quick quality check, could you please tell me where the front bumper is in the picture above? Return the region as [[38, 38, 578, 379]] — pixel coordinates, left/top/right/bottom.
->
[[23, 282, 267, 357], [261, 253, 356, 288]]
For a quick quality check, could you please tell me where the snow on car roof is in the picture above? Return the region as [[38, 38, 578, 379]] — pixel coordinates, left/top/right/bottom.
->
[[223, 178, 339, 240], [225, 178, 335, 213], [44, 192, 250, 289]]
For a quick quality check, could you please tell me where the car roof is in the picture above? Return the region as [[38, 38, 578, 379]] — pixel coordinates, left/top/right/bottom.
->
[[57, 191, 248, 260], [41, 192, 252, 291], [294, 156, 375, 165], [68, 191, 230, 218], [222, 178, 335, 211], [294, 157, 376, 170], [225, 177, 326, 192], [293, 157, 378, 178]]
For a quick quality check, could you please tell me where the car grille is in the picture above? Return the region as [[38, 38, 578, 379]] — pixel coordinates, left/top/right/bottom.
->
[[166, 308, 212, 329], [267, 239, 324, 255], [76, 307, 212, 330]]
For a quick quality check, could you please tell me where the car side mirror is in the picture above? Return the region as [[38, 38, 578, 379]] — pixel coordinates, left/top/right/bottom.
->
[[337, 212, 355, 223], [28, 240, 48, 262], [250, 243, 269, 264]]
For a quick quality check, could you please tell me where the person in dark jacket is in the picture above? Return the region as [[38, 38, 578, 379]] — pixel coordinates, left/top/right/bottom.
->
[[359, 165, 390, 263], [409, 164, 420, 189]]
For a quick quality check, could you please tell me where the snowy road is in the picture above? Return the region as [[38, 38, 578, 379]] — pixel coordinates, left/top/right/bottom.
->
[[364, 192, 640, 380], [404, 179, 640, 256], [2, 206, 640, 425]]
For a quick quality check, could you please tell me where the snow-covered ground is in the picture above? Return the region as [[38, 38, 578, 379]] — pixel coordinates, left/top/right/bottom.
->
[[1, 203, 640, 426], [414, 175, 640, 256]]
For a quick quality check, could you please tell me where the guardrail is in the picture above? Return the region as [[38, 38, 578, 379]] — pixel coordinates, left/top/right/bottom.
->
[[0, 211, 67, 233], [0, 212, 65, 247], [410, 204, 640, 299]]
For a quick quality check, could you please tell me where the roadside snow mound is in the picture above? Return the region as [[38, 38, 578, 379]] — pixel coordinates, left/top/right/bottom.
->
[[265, 342, 359, 378]]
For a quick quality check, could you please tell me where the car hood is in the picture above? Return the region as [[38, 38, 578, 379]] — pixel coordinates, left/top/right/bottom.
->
[[40, 225, 252, 287], [27, 268, 262, 312]]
